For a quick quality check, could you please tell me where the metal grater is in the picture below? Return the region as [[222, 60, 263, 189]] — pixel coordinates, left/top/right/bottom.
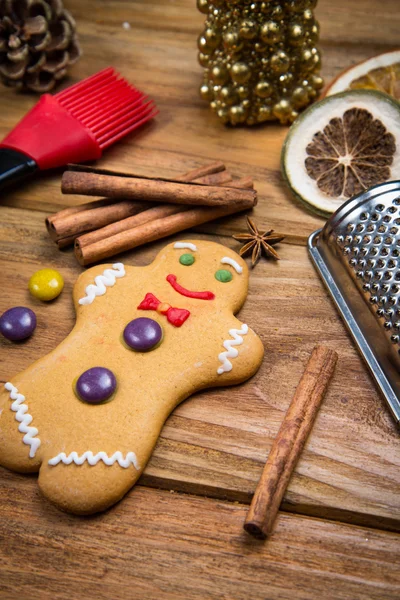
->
[[308, 180, 400, 426]]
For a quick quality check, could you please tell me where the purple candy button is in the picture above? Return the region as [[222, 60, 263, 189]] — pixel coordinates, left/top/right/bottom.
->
[[0, 306, 37, 341], [123, 317, 162, 352], [76, 367, 117, 404]]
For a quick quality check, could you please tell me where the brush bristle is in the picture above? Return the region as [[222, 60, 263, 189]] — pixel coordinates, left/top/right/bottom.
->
[[55, 68, 157, 149]]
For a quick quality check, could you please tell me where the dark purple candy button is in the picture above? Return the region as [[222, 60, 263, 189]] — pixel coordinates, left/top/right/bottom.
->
[[123, 317, 162, 352], [0, 306, 37, 341], [76, 367, 117, 404]]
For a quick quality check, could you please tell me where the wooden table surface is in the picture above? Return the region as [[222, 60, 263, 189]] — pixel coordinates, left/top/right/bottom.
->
[[1, 1, 400, 598]]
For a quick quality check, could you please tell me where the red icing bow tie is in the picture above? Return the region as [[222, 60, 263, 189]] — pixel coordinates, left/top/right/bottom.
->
[[137, 293, 190, 327]]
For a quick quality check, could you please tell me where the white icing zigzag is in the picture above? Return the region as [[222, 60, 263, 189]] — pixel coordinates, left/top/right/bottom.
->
[[78, 263, 125, 306], [4, 382, 41, 458], [48, 451, 140, 470], [217, 324, 249, 375]]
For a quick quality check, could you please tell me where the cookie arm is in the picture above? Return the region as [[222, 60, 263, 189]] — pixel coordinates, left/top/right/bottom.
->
[[214, 320, 264, 386]]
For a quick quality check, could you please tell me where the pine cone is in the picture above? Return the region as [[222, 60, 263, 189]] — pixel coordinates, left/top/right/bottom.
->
[[0, 0, 81, 93]]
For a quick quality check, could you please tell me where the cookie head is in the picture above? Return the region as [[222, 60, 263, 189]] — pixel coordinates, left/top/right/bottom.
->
[[153, 240, 249, 313]]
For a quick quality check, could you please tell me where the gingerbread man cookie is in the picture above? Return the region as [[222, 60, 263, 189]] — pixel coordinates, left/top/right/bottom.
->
[[0, 240, 264, 514]]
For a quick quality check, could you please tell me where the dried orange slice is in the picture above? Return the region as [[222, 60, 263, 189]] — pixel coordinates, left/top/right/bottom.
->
[[281, 90, 400, 216], [325, 50, 400, 100]]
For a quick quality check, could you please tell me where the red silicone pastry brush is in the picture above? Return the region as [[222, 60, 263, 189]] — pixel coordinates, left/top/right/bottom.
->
[[0, 67, 157, 190]]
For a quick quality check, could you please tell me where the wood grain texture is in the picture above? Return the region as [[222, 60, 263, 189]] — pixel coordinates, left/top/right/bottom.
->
[[0, 0, 399, 242], [1, 207, 399, 531], [0, 482, 400, 600], [1, 1, 400, 595]]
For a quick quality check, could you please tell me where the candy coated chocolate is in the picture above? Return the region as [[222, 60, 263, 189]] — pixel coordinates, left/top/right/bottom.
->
[[123, 317, 162, 352], [76, 367, 117, 404], [0, 306, 37, 341], [29, 268, 64, 301]]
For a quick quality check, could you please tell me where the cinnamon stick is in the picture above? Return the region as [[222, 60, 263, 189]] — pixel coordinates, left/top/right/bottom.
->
[[76, 204, 185, 249], [61, 182, 251, 246], [223, 177, 254, 190], [244, 345, 338, 540], [74, 166, 242, 250], [61, 172, 257, 208], [47, 200, 149, 241], [177, 161, 225, 182], [194, 171, 232, 186], [67, 160, 226, 182], [75, 201, 251, 266], [48, 162, 228, 246], [46, 198, 114, 231], [62, 169, 250, 189]]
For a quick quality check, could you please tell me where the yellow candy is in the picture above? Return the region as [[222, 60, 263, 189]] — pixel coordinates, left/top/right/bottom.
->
[[29, 268, 64, 301]]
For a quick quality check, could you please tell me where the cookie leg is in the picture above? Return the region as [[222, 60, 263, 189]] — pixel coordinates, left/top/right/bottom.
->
[[0, 383, 41, 473], [38, 456, 141, 515]]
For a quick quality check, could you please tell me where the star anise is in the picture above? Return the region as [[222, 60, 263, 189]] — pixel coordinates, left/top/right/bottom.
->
[[232, 216, 285, 267]]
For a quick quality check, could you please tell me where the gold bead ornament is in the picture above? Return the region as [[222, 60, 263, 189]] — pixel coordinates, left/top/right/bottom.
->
[[197, 0, 323, 125]]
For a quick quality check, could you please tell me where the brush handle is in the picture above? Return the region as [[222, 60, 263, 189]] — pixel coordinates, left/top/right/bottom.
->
[[0, 147, 37, 191]]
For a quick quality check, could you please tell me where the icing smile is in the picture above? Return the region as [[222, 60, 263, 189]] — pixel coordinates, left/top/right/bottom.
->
[[166, 274, 215, 300]]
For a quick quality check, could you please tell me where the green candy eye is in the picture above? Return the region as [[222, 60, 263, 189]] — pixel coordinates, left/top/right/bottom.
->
[[179, 253, 195, 266], [215, 269, 232, 283]]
